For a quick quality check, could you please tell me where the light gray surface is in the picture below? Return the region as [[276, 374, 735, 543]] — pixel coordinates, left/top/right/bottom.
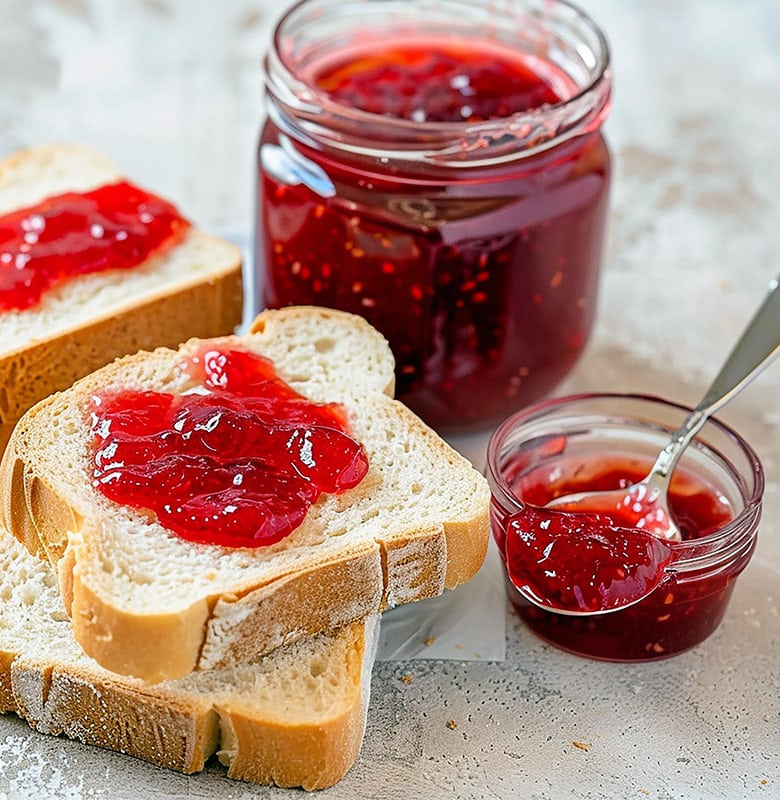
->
[[1, 1, 779, 798]]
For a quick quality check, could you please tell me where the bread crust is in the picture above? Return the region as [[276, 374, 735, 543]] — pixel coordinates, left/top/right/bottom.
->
[[218, 693, 364, 790], [2, 627, 375, 787], [215, 619, 374, 791], [9, 659, 218, 773]]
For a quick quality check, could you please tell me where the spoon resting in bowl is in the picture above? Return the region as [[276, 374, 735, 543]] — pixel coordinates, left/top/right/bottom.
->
[[547, 274, 780, 542], [506, 274, 779, 615]]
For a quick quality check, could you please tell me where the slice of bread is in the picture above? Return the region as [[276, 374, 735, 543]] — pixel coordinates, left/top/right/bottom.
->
[[0, 143, 243, 454], [1, 306, 490, 682], [0, 532, 379, 790]]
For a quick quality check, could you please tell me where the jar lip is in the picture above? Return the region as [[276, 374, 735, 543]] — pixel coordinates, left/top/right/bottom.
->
[[486, 392, 765, 559], [265, 0, 612, 166]]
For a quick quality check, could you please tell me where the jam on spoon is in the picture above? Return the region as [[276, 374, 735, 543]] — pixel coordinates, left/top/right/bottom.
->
[[505, 505, 675, 615]]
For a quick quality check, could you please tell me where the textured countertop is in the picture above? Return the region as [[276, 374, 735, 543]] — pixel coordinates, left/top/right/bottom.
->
[[0, 1, 778, 798]]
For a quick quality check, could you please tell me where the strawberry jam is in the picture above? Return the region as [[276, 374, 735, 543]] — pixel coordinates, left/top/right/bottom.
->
[[505, 505, 674, 614], [313, 43, 562, 123], [258, 0, 612, 432], [0, 181, 190, 311], [487, 394, 764, 661], [90, 347, 369, 548]]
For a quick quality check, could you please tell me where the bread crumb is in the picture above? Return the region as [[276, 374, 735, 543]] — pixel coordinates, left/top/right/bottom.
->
[[400, 674, 414, 684], [424, 636, 436, 647], [572, 741, 590, 752], [446, 719, 458, 730]]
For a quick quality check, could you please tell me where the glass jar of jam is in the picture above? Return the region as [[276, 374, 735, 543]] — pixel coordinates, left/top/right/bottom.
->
[[256, 0, 612, 432], [486, 394, 764, 661]]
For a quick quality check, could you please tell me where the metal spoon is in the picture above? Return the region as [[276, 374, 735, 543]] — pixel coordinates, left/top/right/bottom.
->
[[547, 274, 780, 542]]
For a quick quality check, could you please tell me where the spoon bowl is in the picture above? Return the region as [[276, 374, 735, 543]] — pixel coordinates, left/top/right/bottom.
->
[[505, 504, 675, 615]]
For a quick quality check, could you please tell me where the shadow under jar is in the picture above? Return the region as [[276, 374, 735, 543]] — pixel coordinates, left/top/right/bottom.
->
[[256, 0, 612, 432], [486, 394, 765, 661]]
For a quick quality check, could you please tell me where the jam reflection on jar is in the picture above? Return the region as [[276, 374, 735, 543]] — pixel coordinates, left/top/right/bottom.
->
[[256, 0, 612, 432], [486, 394, 764, 662]]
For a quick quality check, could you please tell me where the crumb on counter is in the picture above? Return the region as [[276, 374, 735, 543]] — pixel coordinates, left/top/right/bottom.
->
[[572, 741, 591, 752]]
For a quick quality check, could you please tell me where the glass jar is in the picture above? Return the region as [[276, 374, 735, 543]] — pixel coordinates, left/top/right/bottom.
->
[[256, 0, 612, 433], [486, 394, 764, 661]]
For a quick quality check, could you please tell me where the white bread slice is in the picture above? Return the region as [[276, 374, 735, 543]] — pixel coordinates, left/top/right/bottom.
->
[[0, 532, 379, 790], [1, 306, 490, 682], [0, 143, 243, 453]]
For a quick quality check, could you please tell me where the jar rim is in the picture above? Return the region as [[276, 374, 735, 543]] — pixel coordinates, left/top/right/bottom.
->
[[486, 392, 765, 568], [265, 0, 612, 167]]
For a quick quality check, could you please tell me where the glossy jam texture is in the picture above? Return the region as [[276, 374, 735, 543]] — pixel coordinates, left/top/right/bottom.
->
[[492, 451, 742, 660], [505, 505, 674, 613], [258, 37, 610, 431], [91, 347, 369, 548], [0, 181, 190, 311], [314, 42, 562, 122]]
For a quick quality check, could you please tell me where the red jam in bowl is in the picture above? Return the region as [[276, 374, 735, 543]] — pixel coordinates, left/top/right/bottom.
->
[[90, 347, 368, 548], [258, 7, 611, 432], [487, 395, 764, 662], [0, 181, 190, 311]]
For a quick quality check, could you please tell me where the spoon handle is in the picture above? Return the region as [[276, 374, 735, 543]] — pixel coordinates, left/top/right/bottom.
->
[[651, 275, 780, 481], [697, 274, 780, 416]]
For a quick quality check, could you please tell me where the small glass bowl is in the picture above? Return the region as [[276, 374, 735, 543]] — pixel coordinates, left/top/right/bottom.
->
[[486, 393, 764, 661]]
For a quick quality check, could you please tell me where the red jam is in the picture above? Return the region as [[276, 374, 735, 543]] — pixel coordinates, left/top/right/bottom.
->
[[505, 506, 674, 613], [313, 43, 562, 122], [0, 181, 190, 312], [492, 453, 744, 660], [258, 36, 610, 432], [90, 347, 369, 548]]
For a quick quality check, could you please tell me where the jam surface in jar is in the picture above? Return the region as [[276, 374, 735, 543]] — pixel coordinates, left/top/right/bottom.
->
[[313, 41, 563, 122], [258, 35, 610, 432], [91, 347, 369, 548], [0, 181, 190, 311], [492, 452, 744, 661]]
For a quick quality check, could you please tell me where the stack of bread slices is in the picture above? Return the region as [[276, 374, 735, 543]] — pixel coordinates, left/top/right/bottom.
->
[[0, 145, 490, 789]]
